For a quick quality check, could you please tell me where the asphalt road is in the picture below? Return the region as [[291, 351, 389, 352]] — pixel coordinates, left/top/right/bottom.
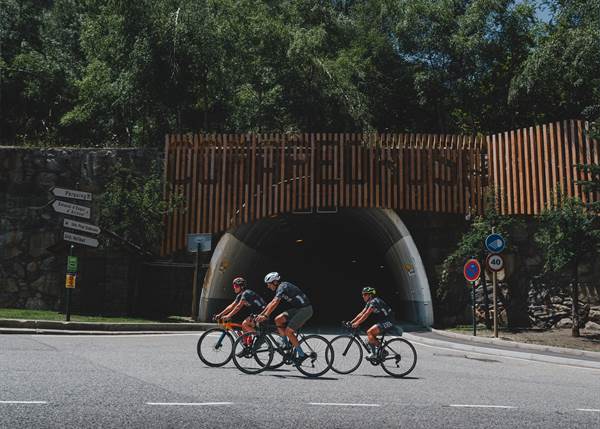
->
[[1, 333, 599, 428]]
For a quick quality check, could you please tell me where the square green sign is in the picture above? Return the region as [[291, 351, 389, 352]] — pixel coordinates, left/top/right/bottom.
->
[[67, 256, 78, 273]]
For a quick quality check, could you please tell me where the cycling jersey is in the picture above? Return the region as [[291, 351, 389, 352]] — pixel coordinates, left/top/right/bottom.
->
[[365, 297, 393, 323], [234, 289, 266, 313], [274, 282, 310, 308]]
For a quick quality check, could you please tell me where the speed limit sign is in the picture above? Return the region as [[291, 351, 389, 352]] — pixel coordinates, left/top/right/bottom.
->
[[486, 254, 504, 272]]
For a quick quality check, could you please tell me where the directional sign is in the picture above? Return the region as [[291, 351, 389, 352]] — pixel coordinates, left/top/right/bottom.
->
[[63, 218, 101, 235], [51, 187, 92, 201], [187, 233, 212, 253], [52, 200, 91, 219], [63, 231, 99, 248], [486, 254, 505, 272], [485, 233, 506, 253], [464, 259, 481, 282]]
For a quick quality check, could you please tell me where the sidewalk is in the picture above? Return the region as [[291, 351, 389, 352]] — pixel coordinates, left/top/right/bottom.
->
[[403, 329, 600, 370]]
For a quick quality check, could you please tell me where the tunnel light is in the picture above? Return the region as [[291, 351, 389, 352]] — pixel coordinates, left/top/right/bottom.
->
[[295, 239, 304, 244], [351, 259, 358, 263], [379, 265, 385, 269]]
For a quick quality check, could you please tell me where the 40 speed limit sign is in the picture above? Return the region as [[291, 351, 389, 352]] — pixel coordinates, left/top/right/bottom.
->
[[486, 254, 504, 272]]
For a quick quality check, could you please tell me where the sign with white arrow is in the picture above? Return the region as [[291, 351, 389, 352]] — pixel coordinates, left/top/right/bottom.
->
[[63, 218, 101, 235], [52, 200, 91, 219], [51, 187, 92, 201], [63, 231, 99, 248]]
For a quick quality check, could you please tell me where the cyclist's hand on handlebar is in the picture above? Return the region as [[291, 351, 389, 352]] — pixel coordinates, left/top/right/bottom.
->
[[221, 315, 231, 322], [255, 314, 267, 323], [351, 322, 360, 329], [212, 315, 219, 322]]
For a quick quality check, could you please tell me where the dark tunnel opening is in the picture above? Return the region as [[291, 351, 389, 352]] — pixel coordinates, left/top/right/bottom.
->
[[236, 213, 399, 328]]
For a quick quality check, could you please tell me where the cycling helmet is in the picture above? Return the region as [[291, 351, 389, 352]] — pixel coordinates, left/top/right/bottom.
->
[[232, 277, 246, 289], [361, 286, 376, 295], [264, 272, 281, 283]]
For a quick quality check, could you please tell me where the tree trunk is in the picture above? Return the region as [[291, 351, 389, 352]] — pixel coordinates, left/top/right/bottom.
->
[[571, 259, 580, 337]]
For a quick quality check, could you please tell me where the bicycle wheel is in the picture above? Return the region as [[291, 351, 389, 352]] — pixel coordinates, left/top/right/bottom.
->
[[294, 334, 334, 378], [267, 342, 287, 370], [232, 332, 274, 375], [379, 338, 417, 378], [197, 328, 235, 367], [329, 335, 363, 374]]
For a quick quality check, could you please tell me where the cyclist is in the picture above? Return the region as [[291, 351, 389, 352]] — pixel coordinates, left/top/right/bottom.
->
[[349, 287, 395, 360], [256, 272, 313, 361], [214, 277, 266, 333]]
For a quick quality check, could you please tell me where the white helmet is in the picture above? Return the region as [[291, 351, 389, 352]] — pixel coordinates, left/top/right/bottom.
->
[[264, 272, 281, 283]]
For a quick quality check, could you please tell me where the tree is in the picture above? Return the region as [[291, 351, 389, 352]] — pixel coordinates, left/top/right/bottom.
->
[[534, 196, 600, 336], [98, 161, 183, 255]]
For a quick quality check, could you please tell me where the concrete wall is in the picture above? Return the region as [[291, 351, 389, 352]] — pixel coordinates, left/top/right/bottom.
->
[[0, 147, 158, 313]]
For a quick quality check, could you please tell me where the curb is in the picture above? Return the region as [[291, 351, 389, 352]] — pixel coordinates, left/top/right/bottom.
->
[[431, 329, 600, 360], [0, 318, 214, 332], [403, 332, 600, 370]]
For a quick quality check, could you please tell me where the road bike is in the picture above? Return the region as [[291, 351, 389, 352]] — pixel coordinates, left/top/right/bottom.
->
[[329, 322, 417, 377], [196, 319, 244, 367], [232, 321, 334, 378]]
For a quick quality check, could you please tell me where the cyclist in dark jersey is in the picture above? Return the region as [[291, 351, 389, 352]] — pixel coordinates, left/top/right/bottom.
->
[[256, 272, 313, 361], [215, 277, 266, 333], [349, 287, 395, 359]]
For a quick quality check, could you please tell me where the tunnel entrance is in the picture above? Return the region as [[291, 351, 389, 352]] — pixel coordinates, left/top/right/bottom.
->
[[200, 209, 433, 328]]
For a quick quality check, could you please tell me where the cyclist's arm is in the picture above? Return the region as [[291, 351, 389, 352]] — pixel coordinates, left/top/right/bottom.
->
[[215, 301, 236, 318], [260, 297, 281, 318], [223, 300, 247, 319], [350, 308, 367, 325], [352, 307, 374, 327]]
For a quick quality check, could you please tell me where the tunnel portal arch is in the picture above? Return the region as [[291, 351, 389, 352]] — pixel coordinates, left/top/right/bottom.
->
[[199, 208, 433, 328]]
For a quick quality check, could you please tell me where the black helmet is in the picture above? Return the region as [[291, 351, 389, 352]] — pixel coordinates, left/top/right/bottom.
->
[[232, 277, 247, 289]]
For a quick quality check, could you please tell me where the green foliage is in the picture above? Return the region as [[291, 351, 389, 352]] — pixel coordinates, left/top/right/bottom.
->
[[97, 161, 183, 254], [436, 197, 519, 320], [535, 197, 600, 274], [2, 1, 600, 146]]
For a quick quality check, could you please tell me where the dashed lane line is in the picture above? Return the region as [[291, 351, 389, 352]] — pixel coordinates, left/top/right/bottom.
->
[[309, 403, 380, 407], [577, 409, 600, 412], [449, 404, 516, 409], [0, 401, 47, 404], [146, 402, 233, 406]]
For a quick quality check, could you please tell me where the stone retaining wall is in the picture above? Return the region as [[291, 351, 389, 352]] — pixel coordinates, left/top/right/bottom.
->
[[0, 147, 159, 312]]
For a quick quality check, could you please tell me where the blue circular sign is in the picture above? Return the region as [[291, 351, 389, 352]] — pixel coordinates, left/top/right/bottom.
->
[[464, 259, 481, 282], [485, 233, 506, 253]]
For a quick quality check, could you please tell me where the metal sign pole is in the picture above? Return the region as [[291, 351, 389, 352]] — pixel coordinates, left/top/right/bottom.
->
[[66, 244, 74, 321], [191, 242, 201, 321], [472, 281, 477, 337], [493, 270, 498, 338]]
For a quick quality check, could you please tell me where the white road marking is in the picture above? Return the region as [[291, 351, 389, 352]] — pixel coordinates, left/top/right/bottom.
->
[[577, 408, 600, 412], [410, 341, 600, 372], [146, 402, 233, 406], [449, 404, 516, 409], [309, 402, 380, 407], [0, 401, 47, 404], [36, 333, 203, 338]]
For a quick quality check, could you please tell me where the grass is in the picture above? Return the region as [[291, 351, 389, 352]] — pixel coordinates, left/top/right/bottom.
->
[[0, 308, 191, 323]]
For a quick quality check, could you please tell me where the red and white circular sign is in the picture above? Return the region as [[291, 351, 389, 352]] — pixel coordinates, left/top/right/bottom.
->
[[486, 254, 504, 272]]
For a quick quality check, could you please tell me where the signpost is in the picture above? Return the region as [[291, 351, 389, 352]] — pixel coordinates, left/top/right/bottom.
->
[[52, 200, 91, 219], [49, 184, 98, 321], [464, 258, 481, 336], [63, 218, 101, 235], [63, 231, 99, 248], [188, 233, 213, 321], [486, 230, 505, 338], [51, 187, 93, 201]]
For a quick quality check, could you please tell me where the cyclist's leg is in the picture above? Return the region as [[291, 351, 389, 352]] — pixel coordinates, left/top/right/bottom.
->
[[366, 324, 382, 349], [274, 312, 289, 336], [285, 306, 313, 350], [241, 316, 255, 333]]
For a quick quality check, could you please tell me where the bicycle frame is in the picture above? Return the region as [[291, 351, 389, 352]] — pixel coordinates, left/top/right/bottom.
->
[[214, 320, 244, 349]]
